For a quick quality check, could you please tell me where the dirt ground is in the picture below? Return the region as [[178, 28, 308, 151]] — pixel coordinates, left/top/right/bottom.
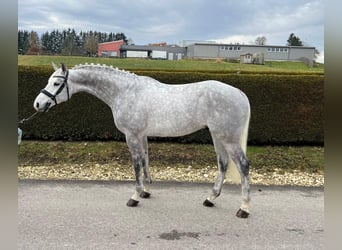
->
[[18, 141, 324, 187]]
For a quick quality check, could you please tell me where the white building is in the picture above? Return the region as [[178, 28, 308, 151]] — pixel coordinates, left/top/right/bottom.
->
[[186, 43, 316, 62]]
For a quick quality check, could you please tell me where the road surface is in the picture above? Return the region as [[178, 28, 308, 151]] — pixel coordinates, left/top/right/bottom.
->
[[18, 180, 324, 249]]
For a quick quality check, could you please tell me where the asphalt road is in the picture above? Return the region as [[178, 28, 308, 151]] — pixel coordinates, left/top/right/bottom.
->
[[18, 180, 324, 250]]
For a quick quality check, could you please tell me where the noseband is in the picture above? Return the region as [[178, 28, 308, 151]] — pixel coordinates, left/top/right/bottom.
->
[[40, 70, 70, 105]]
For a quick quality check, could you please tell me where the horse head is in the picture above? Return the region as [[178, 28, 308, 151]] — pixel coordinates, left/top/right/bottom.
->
[[33, 62, 71, 112]]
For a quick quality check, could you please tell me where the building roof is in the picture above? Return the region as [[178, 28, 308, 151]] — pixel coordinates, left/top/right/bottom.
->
[[98, 40, 125, 45], [188, 43, 315, 49]]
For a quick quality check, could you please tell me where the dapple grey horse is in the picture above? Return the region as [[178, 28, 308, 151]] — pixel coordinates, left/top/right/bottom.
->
[[33, 63, 251, 218]]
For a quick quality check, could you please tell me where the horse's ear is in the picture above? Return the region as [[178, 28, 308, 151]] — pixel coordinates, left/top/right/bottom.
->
[[52, 62, 58, 71], [61, 63, 68, 73]]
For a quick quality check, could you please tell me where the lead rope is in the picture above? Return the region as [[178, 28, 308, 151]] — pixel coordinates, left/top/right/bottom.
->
[[18, 111, 39, 145], [18, 111, 39, 124]]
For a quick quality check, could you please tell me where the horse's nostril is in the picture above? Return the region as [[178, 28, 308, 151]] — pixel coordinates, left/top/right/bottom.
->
[[36, 102, 39, 108]]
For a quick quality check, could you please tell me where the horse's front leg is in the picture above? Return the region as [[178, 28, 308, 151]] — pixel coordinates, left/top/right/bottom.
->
[[126, 134, 146, 207]]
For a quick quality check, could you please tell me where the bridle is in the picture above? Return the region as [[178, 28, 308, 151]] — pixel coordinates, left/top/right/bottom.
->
[[40, 70, 70, 106], [18, 69, 71, 124]]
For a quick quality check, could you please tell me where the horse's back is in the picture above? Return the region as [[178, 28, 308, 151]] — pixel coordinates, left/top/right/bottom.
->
[[142, 79, 250, 124]]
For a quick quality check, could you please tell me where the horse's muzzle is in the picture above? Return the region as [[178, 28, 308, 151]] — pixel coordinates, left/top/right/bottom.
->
[[35, 101, 51, 112]]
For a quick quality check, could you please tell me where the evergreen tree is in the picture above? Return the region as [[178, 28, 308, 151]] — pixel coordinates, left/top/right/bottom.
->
[[108, 32, 114, 42], [75, 33, 84, 55], [51, 30, 63, 54], [41, 31, 52, 54], [287, 33, 303, 46], [18, 28, 128, 56], [18, 30, 30, 54], [62, 28, 78, 55], [114, 32, 127, 43]]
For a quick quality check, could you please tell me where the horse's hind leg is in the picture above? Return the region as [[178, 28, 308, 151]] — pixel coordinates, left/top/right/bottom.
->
[[225, 143, 250, 218], [140, 136, 152, 199], [203, 140, 229, 207]]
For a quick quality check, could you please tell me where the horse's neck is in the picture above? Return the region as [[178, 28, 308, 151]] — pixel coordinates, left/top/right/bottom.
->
[[69, 68, 133, 107]]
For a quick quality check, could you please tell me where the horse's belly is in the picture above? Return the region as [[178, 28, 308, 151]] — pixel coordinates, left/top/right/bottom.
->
[[145, 116, 205, 137]]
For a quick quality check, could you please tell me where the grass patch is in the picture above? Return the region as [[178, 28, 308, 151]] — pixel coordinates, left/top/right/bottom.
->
[[18, 55, 324, 74], [18, 141, 324, 174], [249, 146, 324, 174]]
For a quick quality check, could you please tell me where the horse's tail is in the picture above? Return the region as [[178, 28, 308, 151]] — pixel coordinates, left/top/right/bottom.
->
[[227, 106, 250, 184], [240, 107, 251, 155]]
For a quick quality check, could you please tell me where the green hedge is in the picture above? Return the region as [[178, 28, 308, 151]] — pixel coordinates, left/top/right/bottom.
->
[[18, 66, 324, 145]]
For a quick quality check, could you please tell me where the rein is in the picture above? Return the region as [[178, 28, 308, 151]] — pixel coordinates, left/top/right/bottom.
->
[[40, 70, 70, 105]]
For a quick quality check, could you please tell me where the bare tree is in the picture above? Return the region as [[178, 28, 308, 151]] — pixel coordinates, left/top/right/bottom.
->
[[84, 33, 98, 56], [255, 36, 267, 45], [26, 31, 40, 55]]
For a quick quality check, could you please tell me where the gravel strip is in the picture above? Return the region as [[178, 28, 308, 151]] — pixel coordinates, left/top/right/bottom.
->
[[18, 163, 324, 187]]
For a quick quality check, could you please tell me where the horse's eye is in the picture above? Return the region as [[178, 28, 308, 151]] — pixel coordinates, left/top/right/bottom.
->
[[54, 82, 61, 86]]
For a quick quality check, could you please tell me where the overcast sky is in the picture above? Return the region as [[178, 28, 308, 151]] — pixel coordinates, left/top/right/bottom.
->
[[18, 0, 324, 62]]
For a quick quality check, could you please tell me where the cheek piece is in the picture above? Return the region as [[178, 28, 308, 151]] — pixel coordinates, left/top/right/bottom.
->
[[40, 70, 70, 110]]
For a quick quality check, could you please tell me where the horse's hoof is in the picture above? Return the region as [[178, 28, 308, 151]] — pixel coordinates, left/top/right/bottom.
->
[[236, 208, 249, 218], [203, 199, 214, 207], [140, 191, 151, 199], [127, 199, 139, 207]]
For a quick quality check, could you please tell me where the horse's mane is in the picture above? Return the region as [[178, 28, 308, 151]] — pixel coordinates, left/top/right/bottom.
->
[[71, 63, 138, 78]]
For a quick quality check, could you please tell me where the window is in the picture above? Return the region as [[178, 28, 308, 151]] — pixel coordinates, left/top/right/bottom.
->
[[268, 47, 289, 53], [220, 46, 232, 50], [219, 45, 242, 51]]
